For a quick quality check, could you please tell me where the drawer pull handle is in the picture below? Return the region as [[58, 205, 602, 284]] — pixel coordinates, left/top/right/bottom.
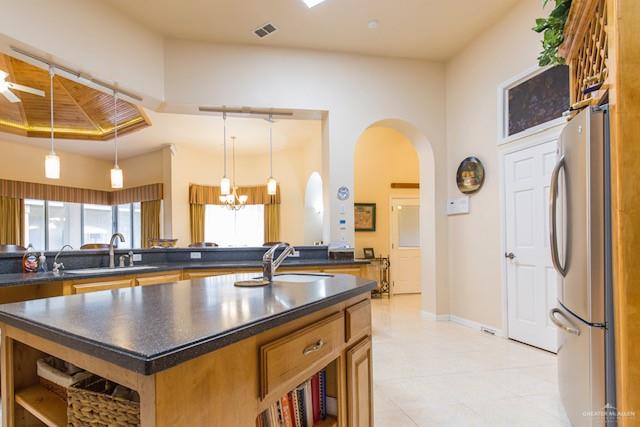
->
[[303, 339, 325, 356]]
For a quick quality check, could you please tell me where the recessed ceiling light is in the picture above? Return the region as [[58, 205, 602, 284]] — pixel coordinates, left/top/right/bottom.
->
[[368, 19, 380, 30], [302, 0, 326, 8]]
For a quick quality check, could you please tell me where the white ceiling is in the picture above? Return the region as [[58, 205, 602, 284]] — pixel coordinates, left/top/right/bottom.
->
[[104, 0, 520, 60], [0, 109, 322, 160]]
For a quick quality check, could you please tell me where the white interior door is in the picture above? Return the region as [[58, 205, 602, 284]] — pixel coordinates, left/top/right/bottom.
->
[[390, 198, 421, 294], [504, 140, 559, 352]]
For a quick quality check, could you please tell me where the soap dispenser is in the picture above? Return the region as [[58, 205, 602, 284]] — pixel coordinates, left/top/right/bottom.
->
[[38, 252, 48, 272], [22, 245, 38, 273]]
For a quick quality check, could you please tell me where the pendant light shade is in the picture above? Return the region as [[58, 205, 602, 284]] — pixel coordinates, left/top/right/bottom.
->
[[45, 67, 60, 179], [110, 166, 123, 189], [220, 112, 231, 195], [267, 177, 277, 196], [220, 176, 231, 196], [266, 115, 277, 195], [111, 90, 124, 189], [45, 153, 60, 179]]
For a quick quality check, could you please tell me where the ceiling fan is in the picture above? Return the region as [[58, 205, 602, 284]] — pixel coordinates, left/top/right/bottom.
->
[[0, 69, 45, 103]]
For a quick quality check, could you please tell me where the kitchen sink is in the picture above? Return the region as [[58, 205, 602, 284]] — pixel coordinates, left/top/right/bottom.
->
[[64, 266, 159, 275], [236, 273, 334, 287], [269, 273, 334, 283]]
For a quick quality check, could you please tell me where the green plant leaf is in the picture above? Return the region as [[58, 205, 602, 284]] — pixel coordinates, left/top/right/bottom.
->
[[534, 0, 572, 66]]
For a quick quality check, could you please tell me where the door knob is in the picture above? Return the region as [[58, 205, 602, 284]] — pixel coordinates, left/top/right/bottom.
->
[[504, 252, 516, 260]]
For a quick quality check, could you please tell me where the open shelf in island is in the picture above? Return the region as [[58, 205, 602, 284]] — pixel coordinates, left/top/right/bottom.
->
[[15, 384, 67, 427]]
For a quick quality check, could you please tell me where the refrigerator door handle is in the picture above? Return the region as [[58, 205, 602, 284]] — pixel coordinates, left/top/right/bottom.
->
[[549, 156, 567, 277], [549, 308, 581, 336]]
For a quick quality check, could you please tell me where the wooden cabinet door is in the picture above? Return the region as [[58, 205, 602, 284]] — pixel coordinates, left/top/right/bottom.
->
[[135, 273, 181, 287], [322, 267, 364, 276], [346, 336, 373, 427], [71, 279, 133, 294]]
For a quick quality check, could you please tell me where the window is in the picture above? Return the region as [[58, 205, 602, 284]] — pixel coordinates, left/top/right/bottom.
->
[[24, 199, 45, 251], [23, 199, 142, 251], [204, 204, 264, 247], [48, 201, 82, 249], [83, 204, 113, 245]]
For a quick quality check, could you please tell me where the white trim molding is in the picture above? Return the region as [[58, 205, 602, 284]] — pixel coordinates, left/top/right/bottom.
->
[[497, 64, 568, 146], [420, 310, 451, 322], [449, 315, 506, 338]]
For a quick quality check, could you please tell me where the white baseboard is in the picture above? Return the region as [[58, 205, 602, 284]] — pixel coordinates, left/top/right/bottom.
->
[[449, 315, 506, 337], [421, 311, 506, 337], [421, 310, 452, 321]]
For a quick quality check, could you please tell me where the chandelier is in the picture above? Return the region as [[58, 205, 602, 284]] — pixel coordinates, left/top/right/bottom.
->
[[219, 136, 248, 210]]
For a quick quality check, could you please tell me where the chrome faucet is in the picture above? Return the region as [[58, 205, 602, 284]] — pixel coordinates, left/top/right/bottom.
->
[[262, 243, 296, 282], [109, 233, 125, 268], [52, 245, 73, 274]]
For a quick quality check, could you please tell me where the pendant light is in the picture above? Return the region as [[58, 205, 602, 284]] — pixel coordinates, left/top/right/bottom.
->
[[220, 112, 231, 195], [110, 90, 123, 189], [44, 66, 60, 179], [266, 114, 277, 196], [219, 136, 248, 210]]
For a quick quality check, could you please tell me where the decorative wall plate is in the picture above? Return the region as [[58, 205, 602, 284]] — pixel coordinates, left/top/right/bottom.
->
[[337, 186, 350, 201], [456, 157, 485, 194]]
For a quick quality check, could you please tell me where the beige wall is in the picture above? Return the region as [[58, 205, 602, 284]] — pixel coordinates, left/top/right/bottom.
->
[[445, 0, 545, 329], [0, 139, 113, 190], [0, 0, 165, 102], [354, 127, 419, 258], [168, 137, 322, 247], [163, 41, 449, 315], [0, 139, 165, 192]]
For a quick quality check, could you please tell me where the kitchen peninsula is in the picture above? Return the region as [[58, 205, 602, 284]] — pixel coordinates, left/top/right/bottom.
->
[[0, 272, 376, 426]]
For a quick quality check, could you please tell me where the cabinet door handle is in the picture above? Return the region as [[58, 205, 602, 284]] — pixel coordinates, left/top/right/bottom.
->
[[303, 339, 325, 356]]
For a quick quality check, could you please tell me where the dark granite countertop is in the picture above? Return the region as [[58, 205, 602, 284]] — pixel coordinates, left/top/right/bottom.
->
[[0, 273, 376, 374], [0, 259, 369, 287]]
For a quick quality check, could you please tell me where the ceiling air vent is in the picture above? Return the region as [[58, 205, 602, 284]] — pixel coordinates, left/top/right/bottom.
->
[[254, 22, 277, 38]]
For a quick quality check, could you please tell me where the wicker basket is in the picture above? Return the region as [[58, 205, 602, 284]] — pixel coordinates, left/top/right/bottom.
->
[[67, 376, 140, 427], [36, 357, 92, 401]]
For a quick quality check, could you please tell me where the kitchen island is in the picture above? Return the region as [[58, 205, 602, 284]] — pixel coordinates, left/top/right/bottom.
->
[[0, 273, 376, 426]]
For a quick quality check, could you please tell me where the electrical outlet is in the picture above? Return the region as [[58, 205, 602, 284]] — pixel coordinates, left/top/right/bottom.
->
[[190, 252, 202, 260], [132, 254, 142, 262]]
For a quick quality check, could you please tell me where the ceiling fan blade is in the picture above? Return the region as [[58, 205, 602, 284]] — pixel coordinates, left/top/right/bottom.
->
[[7, 82, 45, 97], [2, 89, 21, 103], [0, 70, 7, 80]]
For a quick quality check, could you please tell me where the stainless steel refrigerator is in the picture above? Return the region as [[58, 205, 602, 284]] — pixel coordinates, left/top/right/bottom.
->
[[549, 106, 616, 426]]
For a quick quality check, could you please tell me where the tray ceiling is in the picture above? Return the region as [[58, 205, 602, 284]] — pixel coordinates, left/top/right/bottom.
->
[[0, 54, 150, 141]]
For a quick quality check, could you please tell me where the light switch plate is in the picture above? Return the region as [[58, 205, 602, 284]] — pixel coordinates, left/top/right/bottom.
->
[[132, 253, 142, 262], [190, 252, 202, 259], [447, 196, 470, 215]]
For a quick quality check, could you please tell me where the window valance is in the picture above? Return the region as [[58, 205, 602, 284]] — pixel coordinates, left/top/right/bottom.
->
[[0, 179, 163, 205], [189, 184, 281, 205]]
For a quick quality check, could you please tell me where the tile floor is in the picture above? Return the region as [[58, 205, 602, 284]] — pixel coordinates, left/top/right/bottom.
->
[[371, 295, 570, 427]]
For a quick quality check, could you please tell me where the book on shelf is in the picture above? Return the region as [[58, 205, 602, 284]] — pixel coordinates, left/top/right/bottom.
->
[[259, 368, 332, 427]]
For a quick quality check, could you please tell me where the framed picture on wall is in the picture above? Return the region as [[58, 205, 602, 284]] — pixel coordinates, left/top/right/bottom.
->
[[354, 203, 376, 232], [363, 247, 375, 259]]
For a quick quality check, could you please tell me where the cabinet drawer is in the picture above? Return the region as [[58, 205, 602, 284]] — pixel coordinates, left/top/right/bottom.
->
[[345, 299, 372, 343], [322, 267, 363, 275], [260, 312, 344, 398], [136, 273, 181, 287], [72, 279, 133, 294]]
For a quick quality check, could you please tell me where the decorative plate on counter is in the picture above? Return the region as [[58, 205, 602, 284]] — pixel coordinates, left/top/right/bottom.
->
[[456, 156, 485, 194]]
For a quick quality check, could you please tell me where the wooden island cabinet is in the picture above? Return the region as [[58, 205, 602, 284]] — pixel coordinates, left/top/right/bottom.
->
[[0, 273, 376, 427]]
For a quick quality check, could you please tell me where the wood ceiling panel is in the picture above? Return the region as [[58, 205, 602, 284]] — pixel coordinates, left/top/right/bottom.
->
[[0, 54, 150, 140]]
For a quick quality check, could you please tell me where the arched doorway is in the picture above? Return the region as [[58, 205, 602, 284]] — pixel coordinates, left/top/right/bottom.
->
[[353, 119, 441, 311]]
